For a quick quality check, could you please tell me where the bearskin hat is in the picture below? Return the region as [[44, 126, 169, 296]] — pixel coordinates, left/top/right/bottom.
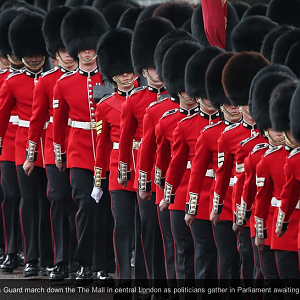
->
[[270, 81, 298, 132], [191, 2, 239, 50], [285, 42, 300, 78], [9, 11, 46, 60], [267, 0, 300, 28], [93, 0, 139, 11], [65, 0, 84, 7], [154, 29, 197, 81], [162, 40, 200, 99], [48, 0, 67, 10], [250, 69, 296, 133], [241, 4, 268, 20], [102, 2, 133, 29], [185, 46, 224, 99], [34, 0, 47, 11], [117, 7, 142, 30], [231, 16, 277, 52], [131, 17, 174, 76], [181, 17, 191, 33], [290, 83, 300, 142], [0, 8, 27, 56], [61, 6, 109, 60], [206, 52, 235, 109], [97, 28, 133, 83], [222, 52, 269, 106], [83, 0, 93, 5], [152, 1, 193, 28], [135, 3, 161, 26], [271, 29, 300, 64], [232, 1, 250, 20], [42, 6, 71, 58], [260, 25, 294, 61]]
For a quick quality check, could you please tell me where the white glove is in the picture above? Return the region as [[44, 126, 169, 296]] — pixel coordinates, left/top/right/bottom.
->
[[91, 186, 103, 203]]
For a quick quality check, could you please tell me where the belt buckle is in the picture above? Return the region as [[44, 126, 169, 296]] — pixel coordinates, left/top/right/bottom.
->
[[90, 121, 96, 130]]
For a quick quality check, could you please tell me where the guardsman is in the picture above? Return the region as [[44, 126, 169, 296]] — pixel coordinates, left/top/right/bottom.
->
[[211, 52, 269, 288], [0, 11, 51, 277], [91, 27, 137, 300], [185, 52, 242, 300], [52, 6, 108, 284], [255, 81, 300, 300], [160, 46, 222, 299], [0, 7, 26, 273], [117, 17, 174, 296], [22, 6, 79, 280]]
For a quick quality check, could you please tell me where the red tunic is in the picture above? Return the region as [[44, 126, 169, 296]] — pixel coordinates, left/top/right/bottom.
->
[[95, 90, 135, 191], [214, 121, 258, 223], [255, 145, 299, 252], [138, 96, 178, 193], [276, 147, 300, 249], [163, 110, 220, 219], [118, 86, 167, 189], [0, 69, 44, 167], [187, 120, 235, 221], [28, 66, 70, 165], [53, 67, 103, 171]]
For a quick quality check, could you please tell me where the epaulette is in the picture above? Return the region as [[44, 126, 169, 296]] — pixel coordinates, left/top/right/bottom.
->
[[129, 86, 146, 96], [223, 122, 240, 133], [6, 69, 23, 80], [159, 94, 170, 101], [0, 69, 7, 75], [41, 67, 57, 77], [240, 132, 259, 146], [180, 112, 197, 122], [58, 70, 76, 81], [148, 96, 168, 109], [98, 92, 115, 105], [161, 108, 178, 119], [289, 147, 300, 158], [264, 145, 282, 157], [202, 121, 222, 132], [251, 143, 269, 155]]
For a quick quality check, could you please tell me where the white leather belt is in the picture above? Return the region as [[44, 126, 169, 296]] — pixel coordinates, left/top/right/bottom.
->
[[229, 176, 237, 187], [271, 197, 281, 207], [49, 116, 53, 123], [69, 119, 96, 130], [9, 115, 19, 125], [206, 169, 215, 178], [296, 201, 300, 210], [113, 140, 142, 150], [186, 161, 191, 169], [18, 119, 30, 128], [44, 116, 54, 129]]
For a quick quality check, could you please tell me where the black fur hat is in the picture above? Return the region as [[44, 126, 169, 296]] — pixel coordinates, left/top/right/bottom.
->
[[97, 28, 133, 83], [290, 82, 300, 142], [42, 5, 71, 58], [48, 0, 67, 10], [152, 1, 193, 28], [241, 4, 268, 20], [1, 0, 46, 15], [0, 8, 27, 56], [191, 2, 239, 50], [117, 7, 142, 30], [181, 17, 191, 33], [222, 52, 270, 106], [9, 11, 46, 60], [232, 1, 250, 20], [231, 16, 277, 52], [131, 17, 174, 76], [261, 25, 294, 61], [162, 40, 200, 98], [154, 29, 197, 81], [206, 52, 235, 109], [185, 46, 224, 99], [270, 81, 298, 132], [271, 29, 300, 64], [135, 3, 160, 26], [65, 0, 84, 7], [61, 6, 109, 60], [267, 0, 300, 28], [285, 42, 300, 78], [102, 2, 133, 29], [34, 0, 47, 11], [250, 70, 296, 133], [93, 0, 123, 11]]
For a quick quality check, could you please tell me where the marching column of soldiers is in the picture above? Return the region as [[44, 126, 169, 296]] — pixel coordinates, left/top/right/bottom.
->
[[1, 0, 300, 300]]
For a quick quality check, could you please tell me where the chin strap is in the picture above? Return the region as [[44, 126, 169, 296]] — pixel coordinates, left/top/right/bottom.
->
[[22, 56, 45, 71], [143, 68, 161, 83], [7, 54, 23, 66], [77, 53, 97, 63], [264, 130, 285, 146], [221, 105, 242, 118], [56, 52, 75, 67], [112, 74, 137, 85]]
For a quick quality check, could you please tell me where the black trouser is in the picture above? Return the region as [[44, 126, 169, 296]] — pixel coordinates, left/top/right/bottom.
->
[[46, 165, 77, 270], [258, 245, 284, 300], [275, 250, 300, 300], [170, 210, 196, 300], [70, 168, 95, 266], [251, 237, 264, 300], [93, 174, 114, 273], [137, 192, 166, 287], [1, 161, 21, 255], [17, 165, 53, 265]]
